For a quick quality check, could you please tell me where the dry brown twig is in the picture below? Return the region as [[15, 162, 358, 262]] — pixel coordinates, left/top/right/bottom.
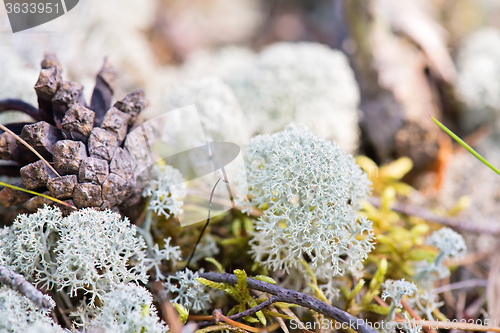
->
[[198, 272, 377, 333], [0, 265, 53, 310], [0, 99, 41, 120], [152, 281, 184, 333]]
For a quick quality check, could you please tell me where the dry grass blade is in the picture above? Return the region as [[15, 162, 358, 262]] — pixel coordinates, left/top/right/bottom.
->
[[195, 324, 249, 333], [280, 307, 315, 333], [268, 305, 288, 333], [487, 255, 500, 330], [212, 309, 281, 333], [0, 123, 61, 177], [0, 181, 76, 209]]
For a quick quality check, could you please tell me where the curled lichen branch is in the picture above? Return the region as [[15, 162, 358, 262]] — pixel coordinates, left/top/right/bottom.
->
[[198, 272, 377, 333], [0, 265, 54, 310]]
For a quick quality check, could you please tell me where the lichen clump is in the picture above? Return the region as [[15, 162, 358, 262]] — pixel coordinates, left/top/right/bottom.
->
[[0, 286, 65, 333], [242, 124, 374, 275], [382, 278, 418, 308], [163, 76, 250, 144], [1, 206, 148, 304], [88, 283, 168, 333], [229, 42, 361, 152]]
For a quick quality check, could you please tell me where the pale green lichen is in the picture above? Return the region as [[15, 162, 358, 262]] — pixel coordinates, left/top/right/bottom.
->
[[0, 286, 66, 333], [88, 283, 168, 333], [241, 124, 374, 275]]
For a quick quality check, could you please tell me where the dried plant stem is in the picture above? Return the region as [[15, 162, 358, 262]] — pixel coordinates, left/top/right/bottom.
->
[[0, 99, 41, 121], [0, 123, 61, 177], [0, 181, 76, 209], [434, 279, 488, 294], [212, 309, 262, 333], [268, 305, 289, 333], [198, 272, 377, 333], [367, 197, 500, 234], [280, 307, 315, 333], [0, 265, 53, 310], [211, 309, 281, 333], [186, 178, 222, 268], [225, 296, 280, 322], [195, 324, 250, 333]]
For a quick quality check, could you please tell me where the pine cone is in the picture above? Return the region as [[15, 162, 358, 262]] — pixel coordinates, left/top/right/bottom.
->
[[0, 54, 147, 216]]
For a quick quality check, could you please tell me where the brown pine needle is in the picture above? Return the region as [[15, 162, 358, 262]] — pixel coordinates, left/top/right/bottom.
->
[[189, 315, 214, 321], [0, 181, 76, 210], [212, 309, 280, 333], [0, 123, 61, 177], [213, 310, 261, 333]]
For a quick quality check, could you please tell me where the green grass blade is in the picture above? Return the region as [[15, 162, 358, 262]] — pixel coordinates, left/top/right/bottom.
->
[[0, 181, 77, 210], [432, 117, 500, 177]]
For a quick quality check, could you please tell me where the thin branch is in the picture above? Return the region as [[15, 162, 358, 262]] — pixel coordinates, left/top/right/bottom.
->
[[226, 296, 279, 322], [367, 197, 500, 234], [434, 279, 488, 294], [0, 265, 54, 310], [152, 281, 183, 333], [0, 123, 61, 178], [198, 272, 377, 333], [0, 99, 41, 121]]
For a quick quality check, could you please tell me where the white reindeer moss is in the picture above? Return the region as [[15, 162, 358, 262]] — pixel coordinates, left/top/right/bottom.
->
[[241, 124, 374, 274], [1, 206, 149, 305]]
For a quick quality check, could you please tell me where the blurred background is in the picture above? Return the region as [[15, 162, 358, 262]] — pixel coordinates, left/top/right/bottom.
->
[[2, 0, 500, 227]]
